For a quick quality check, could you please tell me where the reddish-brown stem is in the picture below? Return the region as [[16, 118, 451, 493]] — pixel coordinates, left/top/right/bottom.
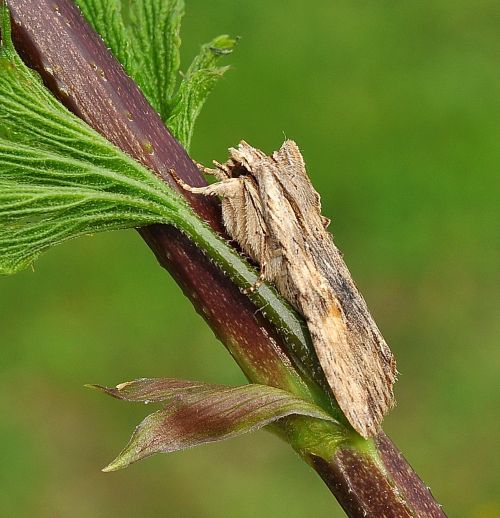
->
[[5, 1, 445, 516], [308, 433, 444, 517]]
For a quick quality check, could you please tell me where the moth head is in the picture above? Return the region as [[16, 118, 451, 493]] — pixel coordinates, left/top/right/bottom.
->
[[227, 141, 267, 174]]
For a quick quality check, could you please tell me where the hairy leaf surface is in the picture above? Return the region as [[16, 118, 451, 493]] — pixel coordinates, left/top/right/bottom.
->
[[0, 8, 189, 274]]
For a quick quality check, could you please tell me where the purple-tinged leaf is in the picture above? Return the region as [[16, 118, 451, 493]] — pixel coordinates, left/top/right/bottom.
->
[[89, 378, 223, 404], [90, 378, 337, 471]]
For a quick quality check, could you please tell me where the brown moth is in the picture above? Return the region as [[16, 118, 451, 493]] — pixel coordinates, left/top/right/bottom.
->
[[175, 140, 396, 437]]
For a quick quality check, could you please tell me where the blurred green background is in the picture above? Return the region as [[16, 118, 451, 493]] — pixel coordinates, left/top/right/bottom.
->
[[1, 0, 499, 516]]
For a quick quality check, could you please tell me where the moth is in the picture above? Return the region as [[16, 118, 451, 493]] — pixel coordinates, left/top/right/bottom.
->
[[175, 140, 396, 437]]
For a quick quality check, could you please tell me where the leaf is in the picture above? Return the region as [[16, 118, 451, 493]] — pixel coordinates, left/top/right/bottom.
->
[[75, 0, 182, 117], [125, 0, 184, 120], [0, 8, 190, 274], [75, 0, 132, 71], [89, 378, 337, 471], [167, 34, 238, 150], [76, 0, 236, 150]]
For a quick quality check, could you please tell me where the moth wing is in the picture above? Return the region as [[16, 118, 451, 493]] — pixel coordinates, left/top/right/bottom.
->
[[272, 140, 324, 221], [268, 141, 396, 436], [302, 295, 391, 437]]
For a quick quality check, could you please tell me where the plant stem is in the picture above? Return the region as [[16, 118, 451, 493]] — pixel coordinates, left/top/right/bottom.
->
[[6, 1, 445, 515]]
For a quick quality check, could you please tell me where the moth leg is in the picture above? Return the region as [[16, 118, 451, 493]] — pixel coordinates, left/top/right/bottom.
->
[[243, 267, 266, 295], [169, 168, 241, 197], [169, 168, 208, 194], [243, 237, 270, 294], [195, 161, 231, 181]]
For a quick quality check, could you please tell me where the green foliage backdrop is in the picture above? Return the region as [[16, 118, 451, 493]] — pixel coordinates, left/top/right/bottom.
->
[[1, 0, 498, 516]]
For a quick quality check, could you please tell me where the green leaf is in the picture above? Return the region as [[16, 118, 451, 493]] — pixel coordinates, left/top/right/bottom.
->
[[125, 0, 184, 120], [167, 34, 237, 150], [75, 0, 182, 116], [0, 8, 189, 274], [89, 378, 337, 471], [75, 0, 236, 150], [75, 0, 132, 71]]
